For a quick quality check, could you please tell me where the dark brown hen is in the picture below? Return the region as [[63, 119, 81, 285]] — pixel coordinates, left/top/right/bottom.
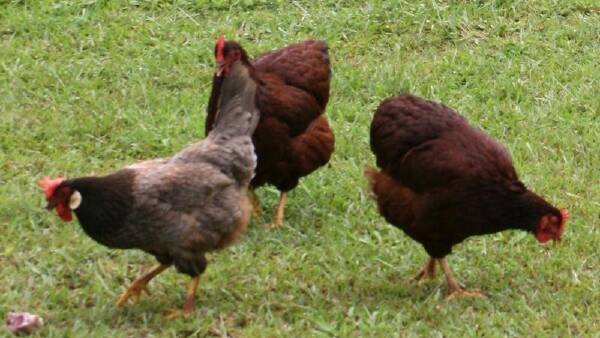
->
[[206, 37, 335, 228], [39, 61, 259, 318], [367, 94, 568, 298]]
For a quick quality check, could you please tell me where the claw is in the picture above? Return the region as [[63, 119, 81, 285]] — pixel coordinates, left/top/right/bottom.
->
[[164, 307, 193, 320], [264, 220, 284, 230], [248, 190, 263, 216], [164, 275, 200, 319], [116, 283, 150, 306], [115, 264, 170, 307], [414, 257, 436, 283], [252, 205, 263, 217], [437, 258, 485, 300], [264, 192, 287, 230], [446, 287, 486, 300]]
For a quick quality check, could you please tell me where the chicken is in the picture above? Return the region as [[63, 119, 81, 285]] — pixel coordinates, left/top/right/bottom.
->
[[206, 37, 335, 228], [366, 94, 569, 298], [38, 61, 259, 318]]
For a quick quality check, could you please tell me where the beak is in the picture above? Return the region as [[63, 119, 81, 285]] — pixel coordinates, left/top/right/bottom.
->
[[216, 61, 226, 77]]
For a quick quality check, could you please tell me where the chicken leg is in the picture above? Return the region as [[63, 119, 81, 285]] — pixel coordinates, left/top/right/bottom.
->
[[248, 189, 263, 216], [116, 263, 171, 306], [165, 275, 201, 319], [265, 191, 288, 229], [414, 257, 436, 282], [438, 258, 485, 299]]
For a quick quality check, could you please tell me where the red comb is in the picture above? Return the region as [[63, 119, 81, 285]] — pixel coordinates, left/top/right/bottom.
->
[[37, 177, 64, 199], [216, 35, 225, 63]]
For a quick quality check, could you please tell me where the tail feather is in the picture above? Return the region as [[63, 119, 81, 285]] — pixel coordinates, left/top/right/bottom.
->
[[365, 167, 416, 226], [211, 62, 259, 138], [364, 166, 378, 186]]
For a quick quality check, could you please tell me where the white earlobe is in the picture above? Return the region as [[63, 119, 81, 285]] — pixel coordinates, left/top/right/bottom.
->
[[69, 191, 82, 210]]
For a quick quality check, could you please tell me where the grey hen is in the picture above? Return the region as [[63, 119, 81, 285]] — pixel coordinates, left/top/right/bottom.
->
[[39, 61, 258, 318]]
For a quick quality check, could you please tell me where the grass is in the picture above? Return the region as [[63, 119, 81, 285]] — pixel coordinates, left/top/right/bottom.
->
[[1, 0, 599, 336]]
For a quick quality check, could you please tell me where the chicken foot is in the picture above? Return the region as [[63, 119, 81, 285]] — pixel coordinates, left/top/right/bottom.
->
[[414, 257, 436, 282], [248, 189, 263, 216], [116, 263, 171, 306], [438, 258, 485, 300], [165, 275, 201, 319], [265, 191, 288, 229]]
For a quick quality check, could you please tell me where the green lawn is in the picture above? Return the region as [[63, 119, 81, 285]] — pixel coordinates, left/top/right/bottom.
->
[[1, 1, 599, 336]]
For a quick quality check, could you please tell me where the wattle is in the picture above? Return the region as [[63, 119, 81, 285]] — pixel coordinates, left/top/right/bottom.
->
[[56, 204, 73, 222], [535, 231, 553, 243]]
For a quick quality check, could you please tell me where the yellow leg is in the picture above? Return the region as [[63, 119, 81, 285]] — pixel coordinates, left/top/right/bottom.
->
[[116, 263, 170, 306], [265, 192, 288, 229], [165, 275, 201, 320], [414, 257, 436, 282], [438, 258, 485, 300], [248, 189, 263, 216]]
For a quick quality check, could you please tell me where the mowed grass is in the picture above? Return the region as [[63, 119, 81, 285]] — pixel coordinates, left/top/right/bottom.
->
[[1, 0, 599, 336]]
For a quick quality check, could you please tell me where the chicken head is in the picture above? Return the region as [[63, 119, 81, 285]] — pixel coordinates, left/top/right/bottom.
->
[[535, 208, 569, 244], [214, 36, 246, 77], [38, 177, 80, 222]]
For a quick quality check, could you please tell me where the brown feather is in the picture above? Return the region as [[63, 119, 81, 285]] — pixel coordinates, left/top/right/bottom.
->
[[368, 94, 564, 258], [207, 39, 335, 193]]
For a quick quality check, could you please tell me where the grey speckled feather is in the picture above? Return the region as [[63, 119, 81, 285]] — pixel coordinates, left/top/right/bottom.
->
[[111, 60, 259, 275], [211, 62, 259, 139]]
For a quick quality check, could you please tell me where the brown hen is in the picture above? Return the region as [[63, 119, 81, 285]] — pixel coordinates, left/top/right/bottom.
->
[[367, 94, 568, 298], [206, 37, 335, 228]]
